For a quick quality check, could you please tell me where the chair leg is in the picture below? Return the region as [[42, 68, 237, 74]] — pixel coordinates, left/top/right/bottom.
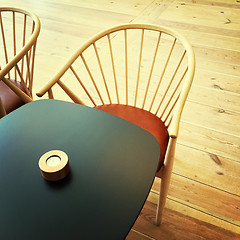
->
[[0, 97, 6, 118], [155, 136, 177, 225], [155, 167, 171, 225]]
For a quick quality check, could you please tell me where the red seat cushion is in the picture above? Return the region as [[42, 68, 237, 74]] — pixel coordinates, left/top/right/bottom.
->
[[0, 79, 27, 114], [95, 104, 169, 172]]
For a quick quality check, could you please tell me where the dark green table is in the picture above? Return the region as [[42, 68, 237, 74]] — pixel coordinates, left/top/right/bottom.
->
[[0, 99, 160, 240]]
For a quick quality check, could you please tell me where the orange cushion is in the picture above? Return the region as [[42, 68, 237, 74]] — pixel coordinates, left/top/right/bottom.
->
[[95, 104, 169, 171], [0, 79, 26, 114]]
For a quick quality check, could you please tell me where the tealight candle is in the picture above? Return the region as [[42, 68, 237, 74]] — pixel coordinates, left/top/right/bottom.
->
[[38, 150, 70, 181], [46, 155, 61, 167]]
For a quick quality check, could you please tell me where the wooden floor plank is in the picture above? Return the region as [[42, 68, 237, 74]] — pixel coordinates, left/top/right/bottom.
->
[[132, 0, 175, 23], [173, 143, 240, 195], [196, 59, 240, 77], [147, 191, 240, 234], [193, 69, 240, 95], [179, 30, 240, 52], [45, 0, 149, 16], [158, 1, 240, 31], [155, 17, 240, 38], [178, 121, 240, 162], [193, 45, 240, 66], [184, 0, 240, 9], [188, 86, 240, 113], [152, 175, 240, 222], [182, 101, 240, 137], [130, 200, 240, 239], [189, 47, 240, 78]]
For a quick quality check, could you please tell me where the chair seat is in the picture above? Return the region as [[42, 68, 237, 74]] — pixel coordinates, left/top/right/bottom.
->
[[95, 104, 169, 172], [0, 79, 27, 114]]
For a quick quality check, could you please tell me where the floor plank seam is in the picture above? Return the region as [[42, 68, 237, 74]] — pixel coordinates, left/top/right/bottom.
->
[[176, 141, 240, 164], [171, 172, 240, 198], [191, 83, 240, 97], [165, 195, 240, 228], [180, 120, 240, 139], [186, 99, 240, 115], [131, 229, 156, 240]]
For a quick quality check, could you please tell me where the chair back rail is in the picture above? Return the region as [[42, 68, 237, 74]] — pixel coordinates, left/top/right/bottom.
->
[[37, 24, 195, 137]]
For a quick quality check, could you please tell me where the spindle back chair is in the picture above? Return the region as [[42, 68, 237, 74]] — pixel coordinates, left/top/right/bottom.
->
[[0, 7, 40, 118], [37, 23, 195, 225]]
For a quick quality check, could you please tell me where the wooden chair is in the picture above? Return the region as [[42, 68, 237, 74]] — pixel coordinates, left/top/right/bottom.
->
[[37, 23, 195, 225], [0, 7, 40, 118]]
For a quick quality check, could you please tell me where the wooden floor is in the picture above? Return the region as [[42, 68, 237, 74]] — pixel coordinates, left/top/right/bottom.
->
[[5, 0, 240, 239]]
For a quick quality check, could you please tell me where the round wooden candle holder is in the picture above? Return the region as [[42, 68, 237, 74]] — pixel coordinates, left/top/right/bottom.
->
[[38, 150, 70, 181]]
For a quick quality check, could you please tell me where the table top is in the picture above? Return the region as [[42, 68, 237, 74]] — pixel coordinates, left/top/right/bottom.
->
[[0, 99, 160, 240]]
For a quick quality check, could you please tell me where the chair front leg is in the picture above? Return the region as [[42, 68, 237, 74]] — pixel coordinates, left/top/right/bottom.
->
[[155, 136, 177, 225], [0, 97, 7, 118]]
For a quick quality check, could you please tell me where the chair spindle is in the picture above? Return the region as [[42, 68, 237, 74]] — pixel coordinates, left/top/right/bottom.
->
[[93, 42, 112, 104], [15, 63, 30, 96], [124, 29, 128, 105], [12, 12, 17, 80], [149, 38, 177, 112], [142, 31, 162, 109], [161, 67, 188, 122], [81, 54, 104, 105], [107, 34, 119, 104], [21, 14, 27, 74], [70, 65, 96, 106], [134, 29, 144, 107], [48, 88, 54, 99], [0, 12, 10, 79], [155, 50, 186, 115]]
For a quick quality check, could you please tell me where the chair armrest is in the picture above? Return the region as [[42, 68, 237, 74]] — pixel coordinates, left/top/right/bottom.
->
[[36, 54, 77, 97]]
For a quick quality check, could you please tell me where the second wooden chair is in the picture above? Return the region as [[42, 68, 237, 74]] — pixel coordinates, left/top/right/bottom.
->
[[0, 7, 40, 118], [37, 23, 195, 225]]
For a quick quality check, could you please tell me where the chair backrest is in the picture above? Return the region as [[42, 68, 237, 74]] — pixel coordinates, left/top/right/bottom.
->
[[0, 7, 40, 101], [37, 24, 195, 137]]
